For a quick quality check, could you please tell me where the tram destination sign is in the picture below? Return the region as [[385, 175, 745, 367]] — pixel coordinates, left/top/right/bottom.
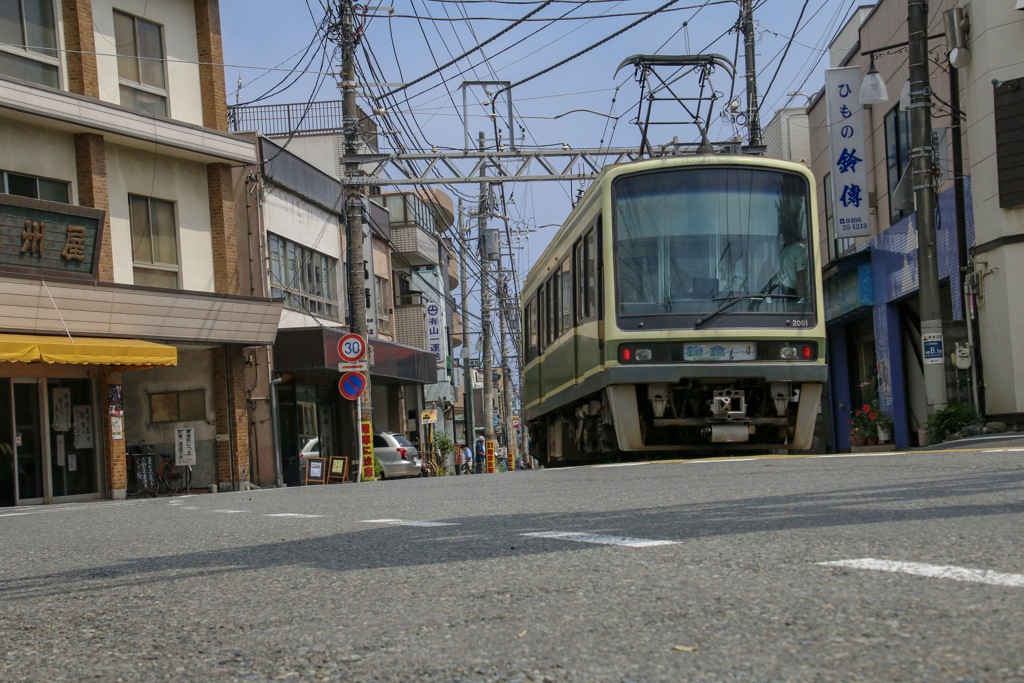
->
[[0, 194, 105, 279]]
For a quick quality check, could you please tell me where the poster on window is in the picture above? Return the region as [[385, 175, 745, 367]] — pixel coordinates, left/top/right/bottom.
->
[[52, 388, 71, 432], [825, 67, 871, 238], [73, 404, 93, 449]]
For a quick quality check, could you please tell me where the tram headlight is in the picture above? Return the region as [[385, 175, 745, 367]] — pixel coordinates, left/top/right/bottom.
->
[[777, 344, 816, 360], [619, 346, 653, 362]]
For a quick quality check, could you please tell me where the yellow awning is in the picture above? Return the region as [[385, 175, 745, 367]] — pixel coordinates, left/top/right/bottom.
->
[[0, 334, 177, 367]]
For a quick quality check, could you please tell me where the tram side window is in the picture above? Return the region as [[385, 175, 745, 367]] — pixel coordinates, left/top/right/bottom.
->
[[537, 286, 547, 353], [559, 257, 572, 335], [576, 229, 596, 321], [545, 277, 557, 346], [525, 297, 538, 361]]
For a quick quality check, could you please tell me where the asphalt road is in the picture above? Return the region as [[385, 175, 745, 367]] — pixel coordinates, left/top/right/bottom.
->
[[1, 447, 1022, 682]]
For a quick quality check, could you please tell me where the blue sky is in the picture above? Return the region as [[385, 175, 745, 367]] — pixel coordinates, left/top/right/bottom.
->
[[220, 0, 859, 279]]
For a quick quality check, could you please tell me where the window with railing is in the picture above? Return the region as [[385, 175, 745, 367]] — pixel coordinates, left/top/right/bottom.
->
[[267, 233, 339, 319], [0, 0, 59, 88], [113, 11, 167, 116]]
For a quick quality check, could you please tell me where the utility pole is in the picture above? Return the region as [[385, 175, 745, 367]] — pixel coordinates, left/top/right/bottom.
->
[[479, 132, 496, 468], [458, 200, 475, 445], [908, 0, 947, 418], [497, 275, 516, 468], [740, 0, 762, 147], [340, 3, 374, 472]]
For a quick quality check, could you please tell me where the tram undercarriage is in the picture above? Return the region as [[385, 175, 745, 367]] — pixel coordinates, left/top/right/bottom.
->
[[529, 380, 822, 466]]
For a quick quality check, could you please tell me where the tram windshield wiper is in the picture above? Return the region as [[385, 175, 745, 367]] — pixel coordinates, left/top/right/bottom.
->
[[693, 294, 798, 328]]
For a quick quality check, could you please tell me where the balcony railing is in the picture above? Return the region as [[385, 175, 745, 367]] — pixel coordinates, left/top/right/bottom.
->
[[229, 101, 346, 137]]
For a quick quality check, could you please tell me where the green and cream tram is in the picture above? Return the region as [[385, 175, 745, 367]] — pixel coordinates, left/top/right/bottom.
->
[[522, 154, 826, 465]]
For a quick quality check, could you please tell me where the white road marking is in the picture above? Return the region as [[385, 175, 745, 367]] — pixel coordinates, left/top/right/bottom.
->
[[593, 462, 651, 468], [360, 518, 457, 527], [211, 509, 246, 514], [264, 513, 323, 518], [818, 558, 1024, 588], [0, 501, 139, 517], [521, 531, 679, 548]]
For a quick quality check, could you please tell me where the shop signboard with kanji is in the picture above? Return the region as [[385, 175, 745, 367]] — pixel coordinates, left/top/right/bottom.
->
[[0, 194, 105, 278]]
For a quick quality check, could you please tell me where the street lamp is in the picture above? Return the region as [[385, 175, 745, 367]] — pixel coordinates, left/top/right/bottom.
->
[[859, 55, 889, 105]]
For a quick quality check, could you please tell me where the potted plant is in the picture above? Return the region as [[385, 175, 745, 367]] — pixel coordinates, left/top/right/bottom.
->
[[875, 412, 893, 443], [848, 403, 880, 446]]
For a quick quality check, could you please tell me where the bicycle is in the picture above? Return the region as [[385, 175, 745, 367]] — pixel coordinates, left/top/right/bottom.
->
[[127, 443, 190, 494], [157, 452, 191, 494]]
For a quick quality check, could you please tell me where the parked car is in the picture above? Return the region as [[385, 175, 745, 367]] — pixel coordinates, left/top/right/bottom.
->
[[373, 431, 422, 479]]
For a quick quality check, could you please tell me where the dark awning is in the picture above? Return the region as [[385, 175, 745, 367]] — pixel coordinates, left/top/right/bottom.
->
[[273, 327, 436, 386]]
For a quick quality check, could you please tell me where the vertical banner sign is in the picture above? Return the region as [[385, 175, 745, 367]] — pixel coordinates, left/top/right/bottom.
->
[[825, 67, 871, 238], [360, 420, 376, 481], [425, 302, 444, 368], [486, 439, 496, 474]]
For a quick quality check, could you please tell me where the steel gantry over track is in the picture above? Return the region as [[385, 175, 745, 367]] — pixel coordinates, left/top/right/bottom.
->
[[340, 143, 722, 186]]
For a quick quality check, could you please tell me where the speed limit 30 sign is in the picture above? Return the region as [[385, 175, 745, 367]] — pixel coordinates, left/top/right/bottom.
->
[[338, 333, 366, 362]]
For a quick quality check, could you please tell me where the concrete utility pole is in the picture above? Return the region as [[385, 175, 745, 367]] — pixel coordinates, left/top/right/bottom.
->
[[908, 0, 947, 418], [479, 132, 496, 463], [340, 3, 374, 467], [458, 200, 475, 444], [497, 275, 516, 467], [740, 0, 762, 148]]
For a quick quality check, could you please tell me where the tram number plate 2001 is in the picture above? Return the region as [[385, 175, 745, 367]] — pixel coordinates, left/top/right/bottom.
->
[[683, 342, 757, 362]]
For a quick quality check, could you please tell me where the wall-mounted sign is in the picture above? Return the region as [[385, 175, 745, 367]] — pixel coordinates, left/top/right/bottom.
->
[[175, 427, 196, 466], [0, 194, 105, 278]]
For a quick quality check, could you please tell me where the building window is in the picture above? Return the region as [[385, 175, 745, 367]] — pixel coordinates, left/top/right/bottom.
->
[[375, 275, 392, 320], [1, 170, 69, 202], [994, 78, 1024, 208], [268, 233, 339, 319], [884, 106, 911, 225], [298, 401, 317, 437], [113, 11, 167, 116], [129, 194, 179, 288], [150, 389, 205, 423], [0, 0, 59, 88]]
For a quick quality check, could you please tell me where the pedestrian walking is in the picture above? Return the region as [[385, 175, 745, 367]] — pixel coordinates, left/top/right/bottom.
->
[[475, 435, 486, 473]]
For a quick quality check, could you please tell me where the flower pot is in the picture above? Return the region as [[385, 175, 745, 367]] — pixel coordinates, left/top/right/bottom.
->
[[866, 435, 878, 445], [850, 435, 866, 447], [877, 425, 892, 443]]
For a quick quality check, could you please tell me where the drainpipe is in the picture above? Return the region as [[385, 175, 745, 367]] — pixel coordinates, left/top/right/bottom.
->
[[270, 373, 284, 487]]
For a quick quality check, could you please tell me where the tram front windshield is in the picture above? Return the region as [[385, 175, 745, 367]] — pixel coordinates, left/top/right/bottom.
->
[[614, 167, 813, 320]]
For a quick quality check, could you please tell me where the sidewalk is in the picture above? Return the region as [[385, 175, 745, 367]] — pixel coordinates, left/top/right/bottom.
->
[[916, 432, 1024, 451]]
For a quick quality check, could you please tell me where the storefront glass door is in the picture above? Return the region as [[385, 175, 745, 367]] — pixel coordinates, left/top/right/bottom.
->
[[0, 379, 15, 506], [48, 379, 98, 497], [13, 380, 44, 503]]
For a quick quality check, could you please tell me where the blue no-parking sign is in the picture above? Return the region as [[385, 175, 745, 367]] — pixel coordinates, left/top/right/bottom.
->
[[339, 371, 367, 400]]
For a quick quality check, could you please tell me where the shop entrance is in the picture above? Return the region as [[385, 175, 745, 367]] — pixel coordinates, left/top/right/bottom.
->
[[0, 377, 99, 506]]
